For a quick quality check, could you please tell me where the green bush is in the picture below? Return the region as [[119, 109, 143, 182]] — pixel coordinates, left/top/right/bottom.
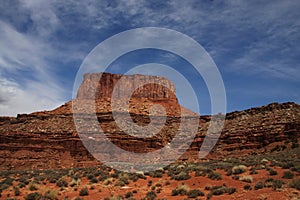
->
[[171, 171, 191, 181], [254, 181, 264, 190], [13, 187, 20, 196], [28, 183, 38, 191], [114, 180, 125, 187], [79, 186, 89, 196], [269, 169, 278, 176], [232, 165, 247, 174], [187, 189, 204, 198], [239, 175, 253, 183], [172, 184, 190, 196], [90, 177, 98, 183], [210, 186, 237, 196], [44, 190, 59, 200], [272, 180, 284, 190], [149, 171, 164, 178], [125, 192, 133, 198], [282, 171, 294, 179], [244, 184, 252, 190], [289, 178, 300, 190], [56, 178, 68, 187], [146, 191, 156, 200], [24, 192, 43, 200], [208, 171, 222, 180]]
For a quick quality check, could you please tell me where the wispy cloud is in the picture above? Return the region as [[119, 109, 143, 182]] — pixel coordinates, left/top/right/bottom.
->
[[0, 0, 299, 115], [0, 20, 64, 116]]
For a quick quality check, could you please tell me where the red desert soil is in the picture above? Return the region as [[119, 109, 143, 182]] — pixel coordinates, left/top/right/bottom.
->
[[1, 164, 299, 200]]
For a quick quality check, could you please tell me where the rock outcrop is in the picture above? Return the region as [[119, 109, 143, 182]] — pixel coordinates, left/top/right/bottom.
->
[[77, 73, 177, 102], [0, 72, 299, 170]]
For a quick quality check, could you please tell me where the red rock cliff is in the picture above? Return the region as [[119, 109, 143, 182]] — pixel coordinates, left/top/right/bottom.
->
[[76, 72, 177, 102]]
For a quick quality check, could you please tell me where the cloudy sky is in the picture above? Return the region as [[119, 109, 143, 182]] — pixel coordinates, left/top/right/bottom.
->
[[0, 0, 299, 116]]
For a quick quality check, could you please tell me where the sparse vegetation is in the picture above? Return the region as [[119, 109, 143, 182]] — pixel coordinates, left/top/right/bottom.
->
[[239, 175, 253, 183], [244, 184, 252, 190], [187, 189, 204, 198], [232, 165, 247, 174], [79, 186, 89, 196], [44, 190, 59, 200], [146, 191, 157, 200], [282, 171, 294, 179], [254, 181, 264, 190], [208, 171, 222, 180], [289, 178, 300, 190]]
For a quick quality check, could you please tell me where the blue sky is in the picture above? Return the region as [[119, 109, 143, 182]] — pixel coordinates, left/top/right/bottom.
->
[[0, 0, 299, 116]]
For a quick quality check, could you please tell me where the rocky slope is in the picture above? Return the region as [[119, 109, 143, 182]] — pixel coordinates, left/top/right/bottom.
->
[[0, 72, 299, 170]]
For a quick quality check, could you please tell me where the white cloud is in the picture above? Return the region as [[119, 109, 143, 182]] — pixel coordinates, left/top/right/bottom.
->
[[0, 20, 65, 116], [0, 0, 299, 115], [0, 77, 63, 116]]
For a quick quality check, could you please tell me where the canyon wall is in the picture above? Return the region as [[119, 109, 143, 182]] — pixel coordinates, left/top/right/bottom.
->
[[0, 73, 299, 170]]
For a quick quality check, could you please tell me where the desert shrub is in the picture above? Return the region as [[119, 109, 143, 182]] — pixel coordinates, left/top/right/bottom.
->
[[208, 171, 222, 180], [24, 192, 43, 200], [146, 191, 156, 200], [226, 187, 237, 194], [226, 169, 232, 176], [86, 174, 95, 180], [264, 178, 274, 188], [103, 178, 113, 185], [171, 171, 191, 181], [210, 186, 236, 196], [239, 175, 253, 183], [254, 181, 264, 190], [171, 189, 179, 196], [282, 171, 294, 179], [129, 173, 145, 182], [291, 142, 299, 148], [115, 180, 125, 187], [269, 169, 278, 176], [125, 192, 133, 198], [172, 184, 190, 196], [260, 158, 269, 164], [271, 145, 281, 152], [56, 178, 68, 187], [149, 171, 163, 178], [187, 189, 204, 198], [18, 177, 30, 185], [281, 162, 294, 169], [79, 186, 89, 196], [289, 178, 300, 190], [250, 168, 258, 175], [0, 177, 14, 190], [44, 190, 59, 200], [165, 181, 170, 186], [105, 195, 124, 200], [70, 178, 80, 187], [148, 180, 152, 187], [232, 165, 247, 174], [74, 197, 83, 200], [18, 182, 26, 188], [28, 182, 38, 191], [90, 177, 98, 183], [13, 187, 20, 196], [205, 184, 212, 190], [232, 175, 240, 180], [272, 180, 284, 190], [244, 184, 252, 190]]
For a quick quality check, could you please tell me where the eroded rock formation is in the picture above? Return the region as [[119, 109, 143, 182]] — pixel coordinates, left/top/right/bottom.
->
[[0, 72, 299, 170]]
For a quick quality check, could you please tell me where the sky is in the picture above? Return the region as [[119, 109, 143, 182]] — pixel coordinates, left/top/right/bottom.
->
[[0, 0, 299, 116]]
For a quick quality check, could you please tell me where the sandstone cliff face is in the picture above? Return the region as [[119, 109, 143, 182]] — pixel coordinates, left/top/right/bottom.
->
[[0, 73, 299, 170], [76, 73, 177, 102]]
